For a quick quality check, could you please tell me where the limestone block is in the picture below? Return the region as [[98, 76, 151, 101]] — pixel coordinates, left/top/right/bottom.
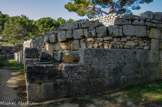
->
[[44, 36, 49, 42], [63, 51, 79, 63], [123, 25, 135, 36], [66, 30, 73, 39], [104, 37, 113, 41], [81, 20, 101, 28], [54, 42, 61, 51], [160, 40, 162, 50], [149, 50, 159, 62], [73, 29, 84, 39], [126, 41, 135, 47], [25, 48, 39, 58], [149, 28, 161, 39], [58, 31, 67, 42], [96, 26, 107, 37], [122, 14, 139, 20], [87, 38, 95, 42], [80, 39, 87, 48], [58, 42, 71, 50], [96, 38, 103, 42], [49, 34, 57, 43], [141, 11, 154, 20], [54, 51, 62, 62], [154, 12, 162, 21], [132, 20, 145, 25], [45, 43, 54, 52], [40, 51, 53, 62], [104, 43, 109, 49], [60, 23, 78, 29], [121, 38, 127, 42], [114, 18, 131, 25], [151, 39, 160, 51], [93, 43, 99, 48], [90, 29, 96, 37], [108, 25, 118, 36], [134, 26, 146, 37], [71, 40, 80, 50], [118, 26, 123, 36], [160, 50, 162, 59], [26, 64, 60, 83], [86, 41, 93, 48], [84, 29, 91, 38]]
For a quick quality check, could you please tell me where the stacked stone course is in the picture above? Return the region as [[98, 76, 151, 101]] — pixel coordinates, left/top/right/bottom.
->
[[0, 46, 13, 59], [14, 11, 162, 101]]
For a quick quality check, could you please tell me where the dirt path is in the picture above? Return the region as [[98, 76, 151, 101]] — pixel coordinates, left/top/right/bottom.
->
[[0, 68, 26, 107]]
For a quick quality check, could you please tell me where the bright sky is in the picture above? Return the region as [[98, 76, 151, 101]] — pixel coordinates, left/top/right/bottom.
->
[[0, 0, 162, 20]]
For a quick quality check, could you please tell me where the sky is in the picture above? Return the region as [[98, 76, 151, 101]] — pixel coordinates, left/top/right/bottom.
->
[[0, 0, 162, 21]]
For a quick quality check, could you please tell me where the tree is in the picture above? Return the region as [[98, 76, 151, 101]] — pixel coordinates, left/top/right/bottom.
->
[[65, 0, 153, 18], [2, 15, 34, 43], [0, 11, 9, 35]]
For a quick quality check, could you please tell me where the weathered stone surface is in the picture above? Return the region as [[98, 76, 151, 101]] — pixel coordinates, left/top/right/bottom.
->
[[114, 18, 131, 25], [49, 34, 57, 43], [141, 11, 154, 20], [58, 42, 71, 50], [58, 31, 67, 42], [108, 25, 118, 36], [45, 43, 54, 52], [54, 51, 62, 62], [90, 29, 96, 37], [25, 48, 39, 58], [63, 51, 79, 63], [40, 51, 53, 62], [96, 26, 107, 37], [151, 39, 160, 51], [160, 41, 162, 49], [60, 23, 78, 29], [118, 26, 123, 36], [154, 12, 162, 21], [73, 29, 84, 39], [71, 40, 80, 50], [134, 26, 146, 37], [80, 39, 87, 48], [84, 29, 91, 38], [26, 64, 60, 83], [126, 41, 135, 47], [44, 36, 49, 42], [81, 20, 101, 28], [122, 14, 139, 20], [149, 28, 161, 39], [66, 30, 73, 39], [104, 37, 113, 41], [132, 20, 145, 25], [123, 25, 135, 36]]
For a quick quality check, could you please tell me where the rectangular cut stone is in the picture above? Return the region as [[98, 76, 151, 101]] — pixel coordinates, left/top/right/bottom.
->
[[53, 51, 62, 62], [149, 28, 161, 39], [58, 31, 67, 42], [66, 30, 73, 39], [49, 34, 57, 43], [84, 29, 91, 38], [60, 23, 78, 29], [118, 26, 123, 36], [108, 25, 119, 36], [151, 39, 160, 51], [73, 29, 84, 39], [80, 39, 87, 48], [63, 51, 79, 63], [81, 20, 101, 28], [96, 26, 107, 37], [58, 42, 71, 50], [134, 26, 146, 37], [25, 48, 39, 58], [71, 40, 80, 50], [45, 43, 54, 52], [123, 25, 135, 36]]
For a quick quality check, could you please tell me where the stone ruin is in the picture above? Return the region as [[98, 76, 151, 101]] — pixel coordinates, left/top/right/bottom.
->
[[0, 46, 13, 59], [14, 11, 162, 102]]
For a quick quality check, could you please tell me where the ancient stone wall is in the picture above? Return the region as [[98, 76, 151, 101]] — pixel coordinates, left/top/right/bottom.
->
[[0, 46, 13, 59], [14, 11, 162, 101]]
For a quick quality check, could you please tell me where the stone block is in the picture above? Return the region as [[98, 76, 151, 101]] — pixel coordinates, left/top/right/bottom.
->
[[54, 51, 62, 62], [90, 29, 96, 37], [149, 28, 161, 39], [151, 39, 160, 51], [58, 42, 71, 50], [132, 20, 145, 25], [126, 41, 135, 47], [66, 30, 73, 39], [154, 12, 162, 21], [96, 26, 107, 37], [63, 51, 79, 63], [118, 26, 123, 36], [149, 51, 159, 62], [60, 23, 78, 29], [160, 50, 162, 59], [49, 34, 57, 43], [26, 64, 60, 83], [160, 40, 162, 49], [40, 51, 53, 62], [54, 42, 61, 51], [81, 20, 101, 28], [45, 43, 54, 52], [141, 11, 154, 20], [84, 29, 91, 38], [80, 39, 87, 48], [134, 26, 146, 37], [25, 48, 39, 58], [58, 31, 67, 42], [114, 18, 131, 25], [73, 29, 84, 39], [71, 40, 80, 50], [108, 25, 118, 36], [123, 25, 135, 36], [122, 14, 139, 20], [44, 36, 49, 42]]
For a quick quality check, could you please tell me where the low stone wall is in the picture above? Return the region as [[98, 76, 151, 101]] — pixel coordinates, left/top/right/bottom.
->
[[0, 46, 13, 59], [14, 11, 162, 101]]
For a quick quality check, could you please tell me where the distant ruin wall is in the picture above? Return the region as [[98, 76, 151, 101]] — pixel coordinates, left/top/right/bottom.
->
[[0, 46, 13, 59], [14, 11, 162, 101]]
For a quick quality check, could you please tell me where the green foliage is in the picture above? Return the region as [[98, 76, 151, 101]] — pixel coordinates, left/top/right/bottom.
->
[[0, 59, 24, 74], [0, 11, 75, 43], [65, 0, 153, 18]]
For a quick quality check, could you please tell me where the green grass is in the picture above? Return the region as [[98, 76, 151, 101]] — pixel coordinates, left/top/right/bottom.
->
[[0, 59, 24, 74]]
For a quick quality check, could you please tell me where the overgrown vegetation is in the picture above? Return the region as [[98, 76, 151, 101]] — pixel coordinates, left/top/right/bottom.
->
[[0, 59, 24, 74]]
